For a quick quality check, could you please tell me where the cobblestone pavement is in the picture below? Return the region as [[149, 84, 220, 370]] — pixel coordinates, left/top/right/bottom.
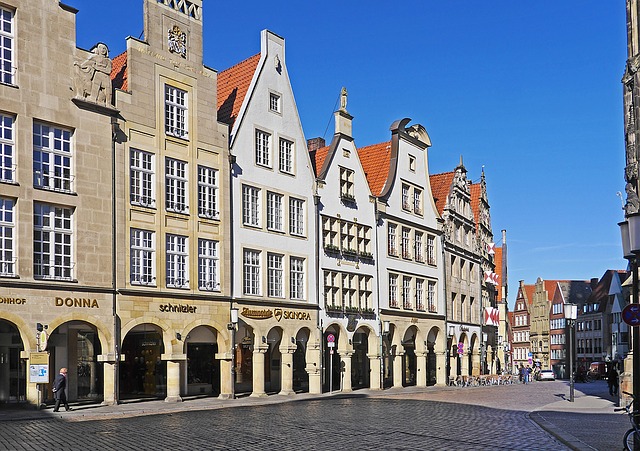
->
[[0, 380, 619, 450]]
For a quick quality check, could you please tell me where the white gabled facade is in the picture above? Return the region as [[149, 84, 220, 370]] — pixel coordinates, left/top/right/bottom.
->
[[359, 118, 447, 388], [311, 91, 380, 391], [220, 30, 320, 397]]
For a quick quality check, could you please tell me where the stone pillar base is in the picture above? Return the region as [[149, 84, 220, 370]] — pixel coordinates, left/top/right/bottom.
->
[[164, 395, 183, 403], [278, 389, 295, 396], [250, 392, 268, 398], [218, 393, 233, 400]]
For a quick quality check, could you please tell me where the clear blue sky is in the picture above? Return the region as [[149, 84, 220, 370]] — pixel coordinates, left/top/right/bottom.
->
[[68, 1, 627, 307]]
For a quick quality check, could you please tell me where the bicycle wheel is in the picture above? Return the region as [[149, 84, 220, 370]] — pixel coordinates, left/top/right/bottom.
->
[[623, 428, 640, 450]]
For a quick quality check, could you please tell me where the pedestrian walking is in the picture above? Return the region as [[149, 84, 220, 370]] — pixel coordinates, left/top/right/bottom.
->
[[52, 367, 71, 412], [607, 364, 619, 396]]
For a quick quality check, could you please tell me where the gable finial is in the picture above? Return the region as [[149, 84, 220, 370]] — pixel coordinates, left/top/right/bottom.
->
[[340, 87, 348, 113]]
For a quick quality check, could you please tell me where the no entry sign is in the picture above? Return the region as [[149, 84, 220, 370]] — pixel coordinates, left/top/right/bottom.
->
[[623, 304, 640, 327], [327, 333, 335, 347]]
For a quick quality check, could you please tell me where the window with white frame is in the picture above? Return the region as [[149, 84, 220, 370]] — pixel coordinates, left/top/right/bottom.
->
[[389, 274, 398, 308], [34, 203, 73, 280], [340, 221, 356, 254], [166, 234, 188, 288], [279, 138, 293, 174], [269, 92, 281, 113], [322, 216, 339, 249], [409, 155, 416, 172], [165, 85, 188, 138], [401, 227, 411, 259], [290, 256, 305, 300], [426, 234, 436, 265], [243, 249, 261, 295], [427, 280, 437, 313], [242, 185, 261, 227], [0, 197, 14, 275], [414, 231, 423, 262], [130, 228, 155, 285], [289, 197, 304, 236], [267, 191, 284, 232], [359, 275, 372, 310], [130, 149, 155, 207], [415, 278, 424, 310], [339, 167, 354, 200], [324, 270, 340, 308], [402, 276, 412, 309], [267, 253, 284, 298], [255, 129, 271, 167], [357, 224, 372, 257], [165, 158, 188, 213], [0, 114, 14, 182], [197, 165, 218, 219], [198, 238, 219, 291], [402, 184, 410, 210], [413, 188, 422, 215], [388, 223, 398, 256], [0, 7, 14, 85], [342, 273, 356, 308], [33, 122, 73, 193]]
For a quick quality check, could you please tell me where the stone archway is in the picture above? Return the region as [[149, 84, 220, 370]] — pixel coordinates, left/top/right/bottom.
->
[[0, 319, 26, 403]]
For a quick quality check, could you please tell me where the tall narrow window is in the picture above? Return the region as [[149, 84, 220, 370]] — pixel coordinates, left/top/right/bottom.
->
[[413, 188, 422, 214], [0, 7, 14, 85], [414, 231, 423, 262], [165, 85, 188, 138], [401, 227, 411, 259], [255, 129, 271, 167], [33, 123, 73, 193], [427, 235, 436, 265], [339, 167, 354, 200], [279, 138, 293, 174], [402, 276, 412, 309], [389, 274, 398, 308], [242, 185, 261, 227], [166, 234, 188, 288], [267, 191, 283, 231], [130, 149, 155, 207], [243, 249, 261, 295], [289, 197, 304, 236], [388, 223, 397, 256], [402, 184, 410, 210], [290, 257, 305, 300], [267, 253, 284, 298], [269, 92, 281, 113], [165, 158, 188, 213], [0, 114, 14, 182], [415, 278, 424, 311], [130, 229, 155, 285], [34, 203, 73, 280], [198, 165, 218, 219], [198, 239, 219, 291], [0, 197, 14, 276]]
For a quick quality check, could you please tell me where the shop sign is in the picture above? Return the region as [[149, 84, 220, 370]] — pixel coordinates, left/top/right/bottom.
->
[[241, 307, 312, 322], [159, 303, 197, 313], [55, 297, 99, 308], [0, 297, 26, 305], [241, 308, 273, 320]]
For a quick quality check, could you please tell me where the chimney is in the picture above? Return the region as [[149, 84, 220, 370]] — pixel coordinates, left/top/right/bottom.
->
[[590, 277, 599, 289], [307, 137, 326, 153]]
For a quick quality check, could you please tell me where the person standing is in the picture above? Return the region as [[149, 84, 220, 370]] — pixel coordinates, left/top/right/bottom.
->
[[52, 367, 71, 412], [608, 364, 619, 396]]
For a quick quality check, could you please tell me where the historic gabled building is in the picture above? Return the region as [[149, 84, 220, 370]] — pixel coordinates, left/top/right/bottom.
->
[[430, 160, 483, 377], [512, 281, 533, 373], [529, 279, 560, 371], [309, 89, 379, 392], [359, 118, 446, 388], [217, 30, 320, 396], [111, 0, 232, 401]]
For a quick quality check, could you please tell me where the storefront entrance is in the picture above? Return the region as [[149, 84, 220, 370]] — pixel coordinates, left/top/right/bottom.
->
[[351, 332, 370, 389], [0, 320, 25, 403], [120, 325, 165, 398], [185, 326, 220, 396]]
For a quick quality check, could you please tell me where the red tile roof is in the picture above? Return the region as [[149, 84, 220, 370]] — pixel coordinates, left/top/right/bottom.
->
[[357, 141, 392, 196], [310, 145, 330, 177], [494, 247, 503, 288], [110, 51, 128, 91], [217, 53, 261, 128], [429, 171, 454, 215], [470, 183, 481, 228], [524, 285, 535, 306]]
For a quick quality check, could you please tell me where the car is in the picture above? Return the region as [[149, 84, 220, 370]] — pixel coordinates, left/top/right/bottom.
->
[[538, 369, 555, 381]]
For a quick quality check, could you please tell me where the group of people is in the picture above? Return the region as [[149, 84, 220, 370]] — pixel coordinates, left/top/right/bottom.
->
[[518, 364, 534, 383]]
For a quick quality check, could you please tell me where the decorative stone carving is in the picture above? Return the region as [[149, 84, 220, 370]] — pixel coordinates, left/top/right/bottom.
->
[[340, 87, 348, 112], [274, 55, 282, 74], [626, 182, 640, 215], [168, 25, 187, 58], [73, 42, 113, 106]]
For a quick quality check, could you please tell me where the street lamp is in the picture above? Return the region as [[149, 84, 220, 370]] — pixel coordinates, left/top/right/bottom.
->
[[564, 302, 577, 402], [380, 320, 390, 389], [228, 307, 239, 399], [620, 215, 640, 416], [447, 326, 455, 383], [481, 332, 488, 375]]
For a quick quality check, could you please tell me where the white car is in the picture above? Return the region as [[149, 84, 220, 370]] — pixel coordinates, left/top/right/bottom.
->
[[538, 369, 555, 381]]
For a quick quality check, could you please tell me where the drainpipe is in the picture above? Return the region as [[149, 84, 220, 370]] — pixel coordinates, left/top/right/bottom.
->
[[374, 200, 383, 389], [228, 152, 236, 396], [111, 117, 120, 405], [313, 191, 323, 391]]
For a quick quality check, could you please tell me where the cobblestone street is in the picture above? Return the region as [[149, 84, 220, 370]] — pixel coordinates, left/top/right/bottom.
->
[[1, 380, 620, 450]]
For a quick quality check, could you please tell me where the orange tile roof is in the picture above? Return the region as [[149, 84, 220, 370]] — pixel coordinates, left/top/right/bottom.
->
[[429, 171, 454, 215], [544, 280, 559, 298], [217, 53, 261, 128], [310, 145, 330, 177], [494, 247, 503, 288], [524, 285, 535, 305], [357, 141, 392, 196], [110, 51, 128, 91], [470, 183, 481, 228]]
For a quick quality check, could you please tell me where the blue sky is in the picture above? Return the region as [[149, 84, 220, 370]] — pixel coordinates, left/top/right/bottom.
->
[[68, 1, 627, 306]]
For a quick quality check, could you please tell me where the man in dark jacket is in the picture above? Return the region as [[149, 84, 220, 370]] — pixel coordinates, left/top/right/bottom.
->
[[52, 367, 71, 412]]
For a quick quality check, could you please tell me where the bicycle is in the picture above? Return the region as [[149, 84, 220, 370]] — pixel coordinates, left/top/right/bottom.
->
[[615, 391, 640, 450]]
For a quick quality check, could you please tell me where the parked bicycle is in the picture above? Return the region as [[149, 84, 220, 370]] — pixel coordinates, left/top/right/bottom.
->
[[615, 391, 640, 450]]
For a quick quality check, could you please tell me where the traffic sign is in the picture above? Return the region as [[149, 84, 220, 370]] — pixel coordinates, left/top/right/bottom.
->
[[327, 334, 335, 343], [623, 304, 640, 327], [457, 342, 464, 355]]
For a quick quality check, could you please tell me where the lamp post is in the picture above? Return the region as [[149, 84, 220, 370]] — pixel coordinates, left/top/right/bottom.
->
[[447, 326, 455, 383], [481, 332, 488, 375], [380, 320, 390, 389], [620, 215, 640, 417], [564, 302, 577, 402], [228, 307, 239, 399]]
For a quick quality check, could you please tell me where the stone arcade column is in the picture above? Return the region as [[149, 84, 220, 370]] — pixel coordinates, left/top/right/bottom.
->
[[340, 351, 353, 392], [251, 346, 268, 397], [416, 351, 428, 387], [393, 351, 404, 388], [164, 355, 186, 402], [436, 351, 447, 386], [279, 346, 296, 395], [23, 351, 39, 406], [97, 353, 117, 405], [216, 350, 232, 399], [306, 338, 322, 395], [472, 349, 481, 375], [369, 353, 382, 390]]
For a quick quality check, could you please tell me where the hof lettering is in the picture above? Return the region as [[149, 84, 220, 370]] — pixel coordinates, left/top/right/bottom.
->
[[0, 297, 26, 305], [55, 297, 99, 308], [159, 303, 197, 314]]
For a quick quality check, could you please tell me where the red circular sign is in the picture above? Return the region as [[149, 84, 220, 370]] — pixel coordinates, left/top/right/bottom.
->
[[327, 334, 335, 343]]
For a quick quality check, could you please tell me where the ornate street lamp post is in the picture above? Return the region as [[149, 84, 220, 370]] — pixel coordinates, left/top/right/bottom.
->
[[564, 302, 577, 402]]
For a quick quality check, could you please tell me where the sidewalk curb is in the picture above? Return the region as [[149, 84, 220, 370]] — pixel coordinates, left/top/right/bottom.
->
[[528, 411, 596, 451]]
